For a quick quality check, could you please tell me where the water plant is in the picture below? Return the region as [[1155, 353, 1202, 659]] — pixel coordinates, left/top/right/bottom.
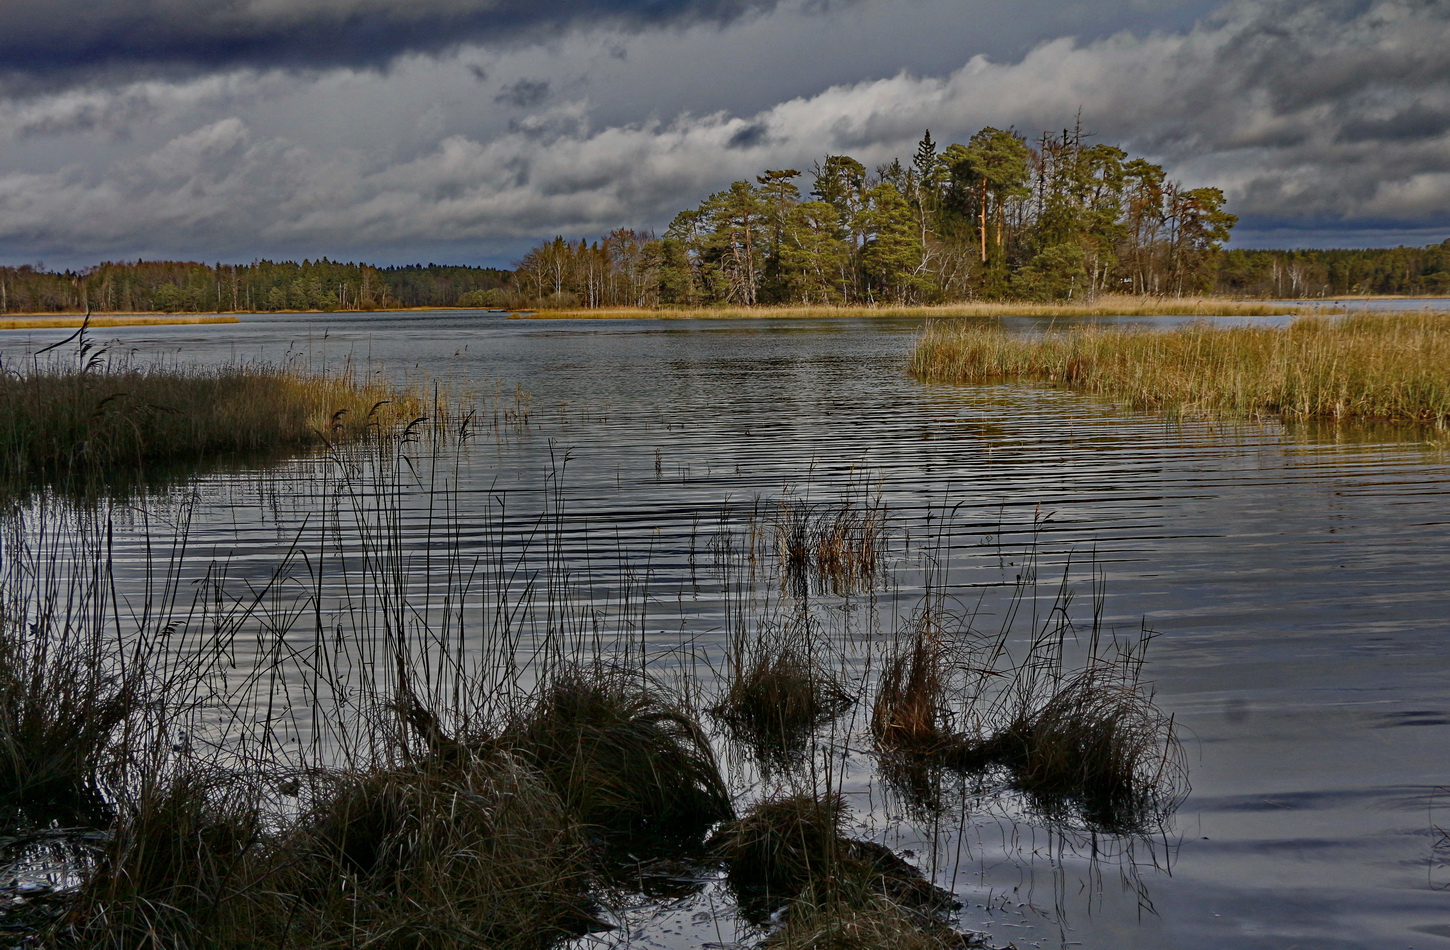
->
[[0, 349, 430, 498], [713, 611, 854, 760], [502, 665, 733, 854], [911, 310, 1450, 423], [714, 792, 957, 927]]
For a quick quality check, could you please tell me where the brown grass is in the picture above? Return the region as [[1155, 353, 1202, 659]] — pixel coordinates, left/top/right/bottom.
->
[[519, 295, 1309, 321], [714, 792, 957, 927], [0, 356, 430, 497], [0, 315, 239, 330], [911, 310, 1450, 423], [502, 665, 732, 854]]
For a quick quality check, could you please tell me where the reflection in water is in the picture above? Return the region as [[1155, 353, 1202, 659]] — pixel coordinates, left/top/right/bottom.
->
[[2, 311, 1448, 948]]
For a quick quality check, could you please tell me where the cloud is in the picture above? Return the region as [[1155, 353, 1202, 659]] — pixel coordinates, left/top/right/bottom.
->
[[495, 79, 551, 109], [2, 0, 1448, 266], [0, 0, 790, 91]]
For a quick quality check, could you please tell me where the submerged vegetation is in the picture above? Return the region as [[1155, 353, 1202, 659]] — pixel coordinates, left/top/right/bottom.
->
[[912, 309, 1450, 424]]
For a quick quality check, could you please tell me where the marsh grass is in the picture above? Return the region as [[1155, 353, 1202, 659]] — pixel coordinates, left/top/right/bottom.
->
[[65, 763, 264, 950], [522, 295, 1307, 321], [0, 315, 239, 330], [502, 665, 732, 854], [870, 557, 1186, 833], [267, 753, 598, 950], [766, 883, 985, 950], [713, 649, 853, 761], [911, 310, 1450, 423], [714, 792, 956, 927], [769, 490, 887, 597], [0, 352, 431, 498]]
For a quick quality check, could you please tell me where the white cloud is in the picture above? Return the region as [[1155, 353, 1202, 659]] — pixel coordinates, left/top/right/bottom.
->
[[1, 0, 1448, 265]]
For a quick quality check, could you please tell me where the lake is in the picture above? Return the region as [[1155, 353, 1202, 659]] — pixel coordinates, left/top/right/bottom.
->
[[6, 308, 1449, 949]]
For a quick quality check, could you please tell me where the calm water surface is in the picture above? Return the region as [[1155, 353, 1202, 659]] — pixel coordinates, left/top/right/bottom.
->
[[7, 311, 1449, 949]]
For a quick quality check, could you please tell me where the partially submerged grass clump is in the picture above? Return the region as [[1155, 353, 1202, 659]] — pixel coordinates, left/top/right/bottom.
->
[[65, 764, 263, 950], [715, 792, 957, 928], [0, 352, 429, 497], [911, 310, 1450, 423], [272, 753, 598, 950], [504, 666, 733, 854], [714, 612, 853, 759], [766, 881, 986, 950], [994, 665, 1184, 832], [770, 491, 887, 596], [870, 565, 1187, 833]]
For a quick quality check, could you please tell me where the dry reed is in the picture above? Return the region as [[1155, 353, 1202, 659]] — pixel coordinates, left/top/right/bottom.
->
[[911, 310, 1450, 423], [0, 355, 429, 497], [0, 315, 239, 330], [521, 295, 1307, 321]]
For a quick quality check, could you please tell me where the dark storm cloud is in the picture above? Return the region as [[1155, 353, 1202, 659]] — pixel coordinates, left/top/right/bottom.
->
[[726, 123, 768, 149], [495, 79, 551, 108], [0, 0, 787, 90]]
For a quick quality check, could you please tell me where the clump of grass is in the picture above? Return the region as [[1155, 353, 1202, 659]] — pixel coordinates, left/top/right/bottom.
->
[[0, 618, 138, 821], [715, 792, 957, 926], [714, 612, 853, 759], [64, 763, 264, 950], [272, 753, 598, 950], [0, 352, 428, 497], [0, 513, 157, 823], [911, 310, 1450, 423], [996, 665, 1186, 833], [766, 880, 986, 950], [770, 491, 887, 597], [503, 665, 732, 854], [870, 564, 1186, 833]]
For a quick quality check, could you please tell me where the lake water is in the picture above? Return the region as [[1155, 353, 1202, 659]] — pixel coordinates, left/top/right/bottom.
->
[[6, 309, 1450, 949]]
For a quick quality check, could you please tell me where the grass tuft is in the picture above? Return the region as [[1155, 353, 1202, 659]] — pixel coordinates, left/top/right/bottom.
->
[[715, 792, 957, 926], [274, 753, 598, 950], [504, 665, 733, 853], [714, 612, 853, 759]]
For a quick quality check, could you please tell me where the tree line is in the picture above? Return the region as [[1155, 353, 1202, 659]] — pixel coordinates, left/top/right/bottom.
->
[[511, 126, 1240, 308], [1213, 244, 1450, 298], [0, 259, 510, 314]]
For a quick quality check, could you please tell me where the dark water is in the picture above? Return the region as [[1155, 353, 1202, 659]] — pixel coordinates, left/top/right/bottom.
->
[[5, 310, 1450, 949]]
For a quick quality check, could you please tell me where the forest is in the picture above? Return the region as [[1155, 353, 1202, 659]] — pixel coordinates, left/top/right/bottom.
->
[[509, 127, 1239, 308], [3, 124, 1447, 315], [0, 258, 510, 314]]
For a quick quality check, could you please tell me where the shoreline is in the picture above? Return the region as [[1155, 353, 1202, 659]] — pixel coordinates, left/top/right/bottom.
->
[[0, 314, 241, 330]]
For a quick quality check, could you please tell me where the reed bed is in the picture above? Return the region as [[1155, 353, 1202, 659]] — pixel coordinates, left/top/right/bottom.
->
[[0, 355, 431, 497], [523, 295, 1307, 321], [912, 310, 1450, 423], [0, 315, 239, 330]]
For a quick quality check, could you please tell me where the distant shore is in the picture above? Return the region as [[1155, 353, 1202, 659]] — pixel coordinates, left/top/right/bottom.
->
[[0, 314, 241, 331], [514, 298, 1334, 321]]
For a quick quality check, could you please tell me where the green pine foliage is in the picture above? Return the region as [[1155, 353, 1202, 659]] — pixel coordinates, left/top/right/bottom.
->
[[508, 124, 1246, 308]]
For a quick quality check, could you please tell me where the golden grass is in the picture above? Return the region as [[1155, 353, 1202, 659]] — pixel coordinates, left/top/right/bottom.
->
[[518, 295, 1312, 321], [0, 315, 239, 330], [0, 359, 429, 497], [911, 310, 1450, 423]]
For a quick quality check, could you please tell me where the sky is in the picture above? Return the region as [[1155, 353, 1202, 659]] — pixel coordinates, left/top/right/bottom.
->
[[1, 0, 1447, 270]]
